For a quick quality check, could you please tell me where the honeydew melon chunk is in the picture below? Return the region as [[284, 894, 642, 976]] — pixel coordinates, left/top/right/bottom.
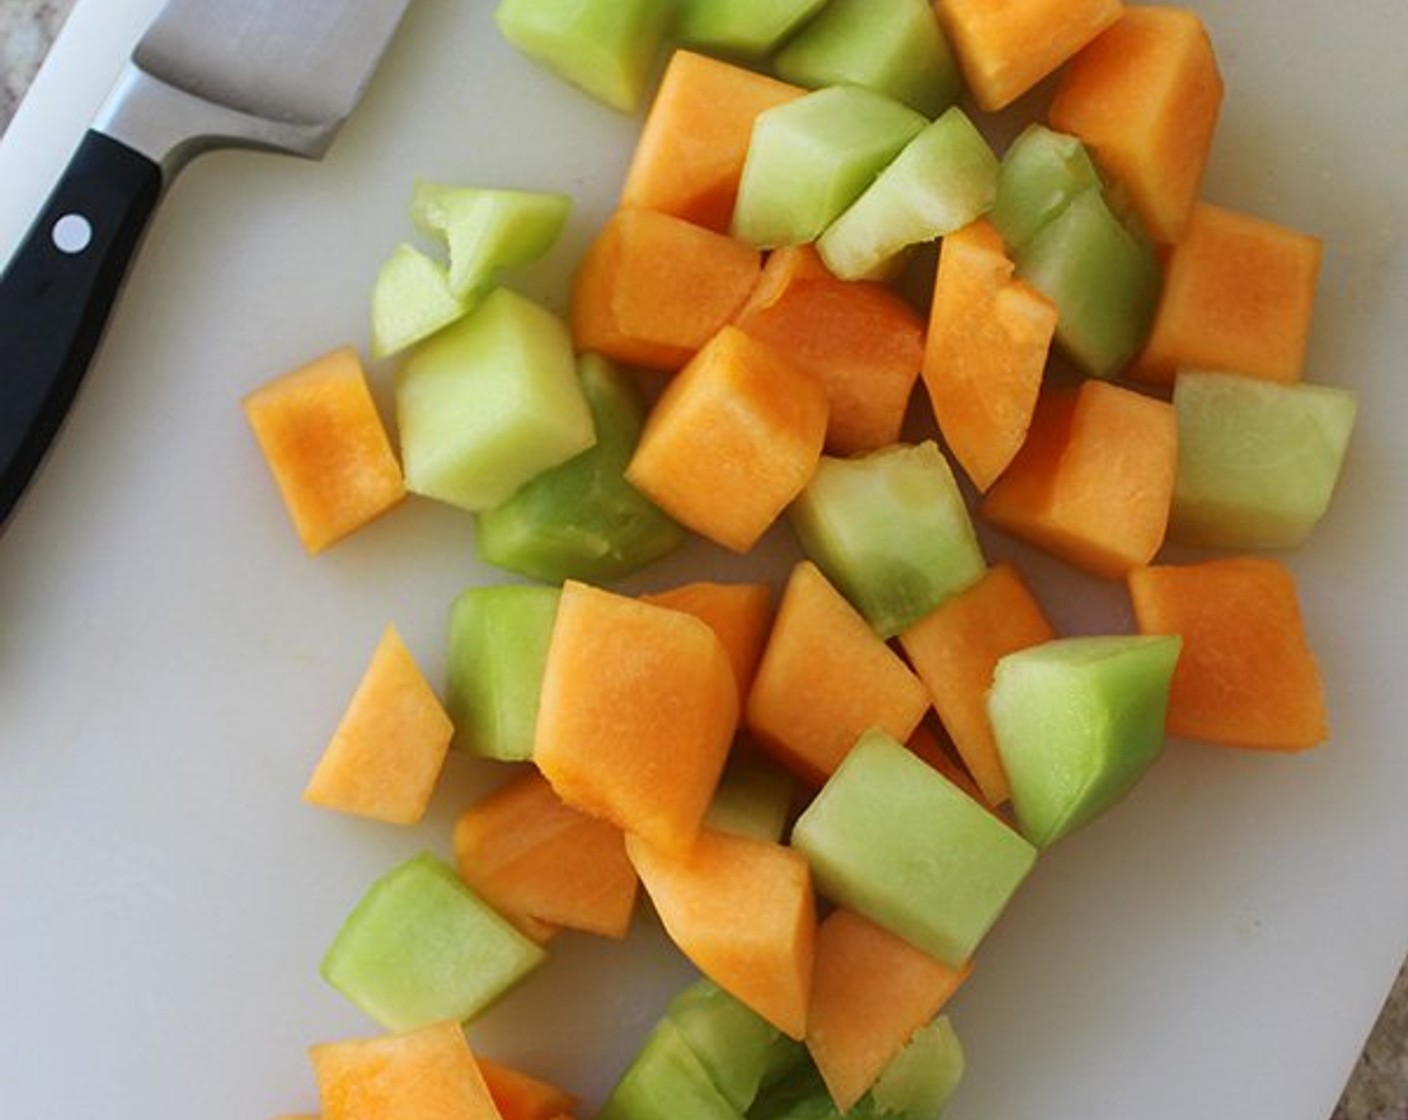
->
[[731, 86, 928, 249], [1170, 370, 1358, 549], [410, 182, 571, 301], [598, 1018, 745, 1120], [675, 0, 828, 58], [990, 123, 1103, 252], [703, 750, 798, 843], [474, 353, 685, 583], [988, 635, 1182, 848], [817, 106, 998, 281], [1014, 185, 1161, 378], [444, 584, 560, 760], [869, 1015, 965, 1118], [320, 851, 547, 1032], [788, 442, 986, 639], [665, 978, 783, 1112], [791, 729, 1038, 966], [493, 0, 671, 112], [369, 243, 467, 360], [773, 0, 962, 117], [396, 287, 595, 512]]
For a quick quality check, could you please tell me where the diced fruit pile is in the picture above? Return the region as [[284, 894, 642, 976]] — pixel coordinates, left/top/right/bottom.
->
[[240, 1, 1358, 1117]]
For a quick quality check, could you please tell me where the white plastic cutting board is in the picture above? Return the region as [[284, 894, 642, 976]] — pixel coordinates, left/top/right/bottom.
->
[[2, 1, 1406, 1117]]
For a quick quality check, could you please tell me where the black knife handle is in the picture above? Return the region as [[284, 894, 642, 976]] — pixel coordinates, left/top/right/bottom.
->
[[0, 129, 162, 525]]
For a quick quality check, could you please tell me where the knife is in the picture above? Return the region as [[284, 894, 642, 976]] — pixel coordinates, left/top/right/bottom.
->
[[0, 0, 415, 525]]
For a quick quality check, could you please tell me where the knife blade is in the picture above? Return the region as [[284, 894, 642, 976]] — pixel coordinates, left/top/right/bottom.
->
[[0, 0, 416, 527]]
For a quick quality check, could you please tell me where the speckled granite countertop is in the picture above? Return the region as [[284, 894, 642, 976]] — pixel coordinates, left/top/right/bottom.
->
[[0, 1, 1404, 1116]]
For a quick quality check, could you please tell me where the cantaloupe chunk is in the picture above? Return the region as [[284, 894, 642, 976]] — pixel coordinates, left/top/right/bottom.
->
[[453, 770, 639, 942], [732, 245, 924, 455], [309, 1021, 500, 1120], [303, 624, 453, 825], [620, 50, 805, 232], [477, 1056, 580, 1120], [1129, 201, 1323, 386], [1128, 557, 1328, 751], [570, 208, 762, 372], [625, 327, 829, 553], [1048, 5, 1222, 245], [641, 581, 776, 700], [534, 581, 738, 856], [626, 827, 816, 1039], [981, 380, 1177, 579], [900, 563, 1056, 806], [922, 219, 1058, 492], [243, 347, 405, 553], [806, 908, 972, 1112], [934, 0, 1123, 112], [904, 719, 988, 807], [746, 561, 931, 785]]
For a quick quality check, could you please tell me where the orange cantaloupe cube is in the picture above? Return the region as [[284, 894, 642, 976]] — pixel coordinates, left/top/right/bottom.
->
[[309, 1020, 501, 1120], [922, 219, 1058, 492], [625, 327, 829, 553], [477, 1056, 579, 1120], [1128, 557, 1329, 751], [570, 208, 762, 372], [746, 561, 931, 785], [934, 0, 1123, 112], [243, 346, 406, 553], [534, 581, 738, 856], [980, 380, 1177, 579], [1129, 201, 1323, 386], [303, 624, 454, 825], [1048, 5, 1223, 245], [806, 908, 972, 1111], [621, 50, 806, 232], [900, 563, 1056, 806], [452, 770, 640, 942], [904, 719, 989, 808], [732, 245, 925, 455], [641, 581, 776, 701], [626, 827, 817, 1039]]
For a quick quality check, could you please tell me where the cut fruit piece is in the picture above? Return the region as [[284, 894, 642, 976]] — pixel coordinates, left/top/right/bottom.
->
[[1128, 557, 1329, 751], [934, 0, 1122, 111], [396, 287, 595, 513], [732, 244, 925, 455], [453, 769, 639, 941], [921, 217, 1057, 492], [641, 581, 776, 701], [989, 123, 1103, 254], [791, 729, 1037, 966], [731, 86, 928, 249], [478, 1056, 581, 1120], [624, 326, 829, 553], [475, 354, 685, 584], [370, 243, 468, 360], [989, 635, 1181, 847], [664, 978, 783, 1113], [493, 0, 672, 112], [534, 581, 738, 856], [445, 585, 559, 762], [788, 442, 987, 638], [868, 1016, 966, 1119], [303, 624, 453, 825], [627, 828, 817, 1040], [773, 0, 962, 116], [817, 107, 998, 281], [981, 379, 1177, 580], [620, 50, 805, 232], [598, 1018, 744, 1120], [703, 747, 798, 843], [1130, 201, 1324, 387], [906, 719, 989, 808], [673, 0, 828, 59], [320, 852, 547, 1032], [1169, 370, 1356, 549], [899, 562, 1056, 807], [243, 346, 405, 554], [571, 207, 763, 372], [746, 561, 930, 786], [1048, 5, 1223, 244]]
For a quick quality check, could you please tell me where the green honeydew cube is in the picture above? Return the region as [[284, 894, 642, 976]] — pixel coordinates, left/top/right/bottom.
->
[[731, 86, 928, 249], [791, 729, 1038, 966], [369, 243, 467, 360], [396, 286, 595, 513], [1170, 370, 1358, 549], [818, 106, 998, 281], [665, 978, 783, 1112], [988, 635, 1182, 848], [990, 124, 1103, 252], [320, 852, 547, 1032], [598, 1018, 745, 1120], [788, 441, 986, 639], [475, 353, 685, 583], [675, 0, 828, 58], [703, 750, 798, 844], [444, 584, 560, 761]]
